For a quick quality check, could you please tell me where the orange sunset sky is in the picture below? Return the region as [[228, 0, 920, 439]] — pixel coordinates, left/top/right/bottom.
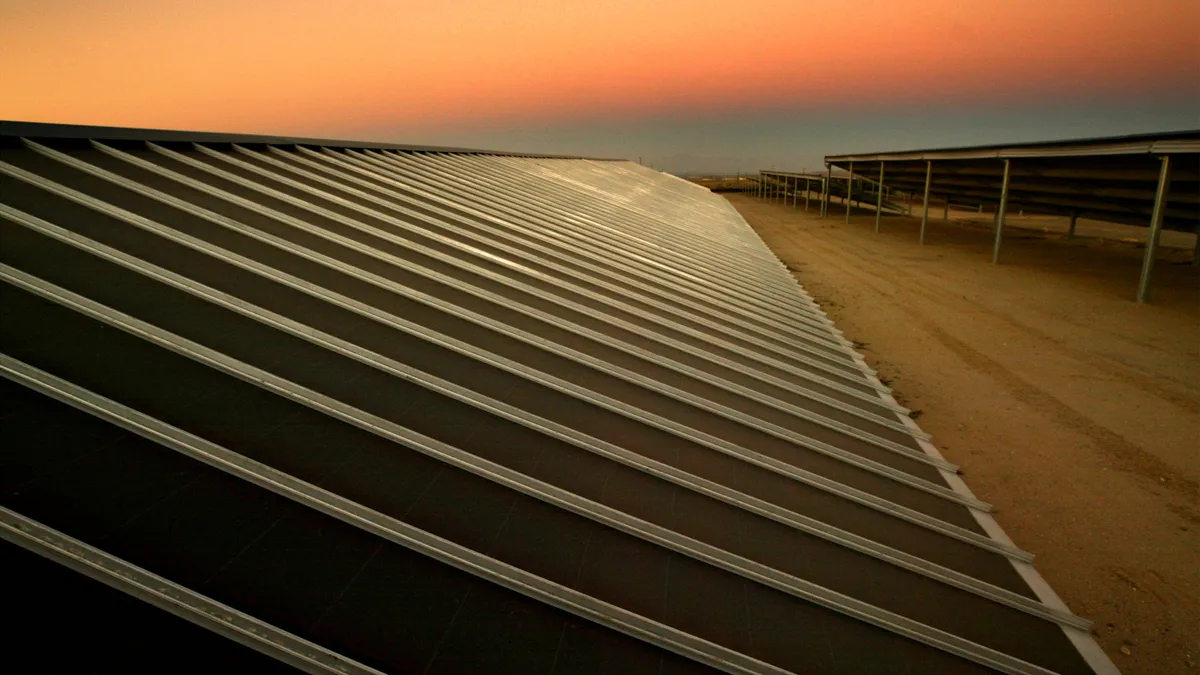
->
[[3, 0, 1198, 172]]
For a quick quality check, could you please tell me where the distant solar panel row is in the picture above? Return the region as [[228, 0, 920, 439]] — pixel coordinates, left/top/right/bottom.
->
[[1, 126, 1111, 674]]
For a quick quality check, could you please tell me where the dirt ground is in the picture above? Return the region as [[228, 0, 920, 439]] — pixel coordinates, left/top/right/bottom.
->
[[727, 193, 1200, 674]]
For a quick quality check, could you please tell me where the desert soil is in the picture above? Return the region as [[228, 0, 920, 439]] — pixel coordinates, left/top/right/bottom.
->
[[728, 192, 1200, 675]]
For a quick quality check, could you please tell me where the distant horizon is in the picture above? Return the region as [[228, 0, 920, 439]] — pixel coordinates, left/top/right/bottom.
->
[[3, 0, 1197, 174]]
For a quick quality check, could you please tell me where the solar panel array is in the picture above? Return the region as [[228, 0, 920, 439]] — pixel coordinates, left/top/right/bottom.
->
[[0, 129, 1111, 674], [825, 131, 1200, 232]]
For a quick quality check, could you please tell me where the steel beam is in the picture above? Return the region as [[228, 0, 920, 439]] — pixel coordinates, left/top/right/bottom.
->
[[1136, 155, 1172, 303], [1067, 212, 1078, 240], [845, 161, 854, 223], [874, 163, 885, 233], [822, 166, 830, 217], [919, 161, 932, 244], [992, 160, 1012, 264]]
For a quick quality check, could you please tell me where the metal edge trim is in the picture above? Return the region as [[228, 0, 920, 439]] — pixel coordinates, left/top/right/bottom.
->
[[0, 504, 385, 675], [0, 359, 780, 675]]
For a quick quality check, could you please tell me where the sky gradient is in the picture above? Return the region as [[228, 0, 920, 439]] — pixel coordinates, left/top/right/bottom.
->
[[3, 0, 1197, 173]]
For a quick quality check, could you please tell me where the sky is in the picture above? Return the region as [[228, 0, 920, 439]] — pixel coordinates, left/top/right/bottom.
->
[[3, 0, 1197, 174]]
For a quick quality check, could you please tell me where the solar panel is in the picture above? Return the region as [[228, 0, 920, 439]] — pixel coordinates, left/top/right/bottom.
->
[[1, 123, 1113, 674]]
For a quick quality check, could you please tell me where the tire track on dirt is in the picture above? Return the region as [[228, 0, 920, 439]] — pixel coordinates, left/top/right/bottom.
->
[[826, 223, 1200, 418], [771, 224, 1200, 502]]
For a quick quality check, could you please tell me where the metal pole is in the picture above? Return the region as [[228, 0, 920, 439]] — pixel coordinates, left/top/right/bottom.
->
[[822, 165, 831, 217], [943, 198, 950, 220], [845, 161, 854, 224], [804, 178, 811, 212], [1191, 227, 1199, 267], [792, 176, 798, 208], [1136, 155, 1172, 303], [1067, 211, 1078, 240], [919, 160, 932, 244], [874, 162, 885, 233], [992, 159, 1012, 264]]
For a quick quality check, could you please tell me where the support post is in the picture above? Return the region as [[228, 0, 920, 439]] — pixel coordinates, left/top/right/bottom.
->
[[1136, 155, 1172, 303], [1191, 228, 1199, 267], [822, 165, 831, 217], [874, 162, 885, 233], [845, 161, 854, 224], [793, 176, 798, 208], [804, 178, 811, 212], [919, 160, 932, 244], [1067, 211, 1078, 240], [943, 198, 949, 220], [992, 159, 1012, 264]]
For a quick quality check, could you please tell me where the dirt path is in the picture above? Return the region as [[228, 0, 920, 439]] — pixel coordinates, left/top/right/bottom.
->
[[729, 194, 1200, 674]]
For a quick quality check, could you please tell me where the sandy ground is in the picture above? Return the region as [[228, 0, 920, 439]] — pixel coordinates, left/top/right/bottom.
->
[[727, 193, 1200, 675]]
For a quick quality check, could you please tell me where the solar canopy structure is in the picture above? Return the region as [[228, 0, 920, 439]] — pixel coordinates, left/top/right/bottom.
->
[[823, 130, 1200, 302], [754, 171, 909, 218], [1, 122, 1116, 674]]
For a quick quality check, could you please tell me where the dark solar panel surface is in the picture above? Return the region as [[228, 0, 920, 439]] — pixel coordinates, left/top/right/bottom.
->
[[0, 132, 1105, 674]]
